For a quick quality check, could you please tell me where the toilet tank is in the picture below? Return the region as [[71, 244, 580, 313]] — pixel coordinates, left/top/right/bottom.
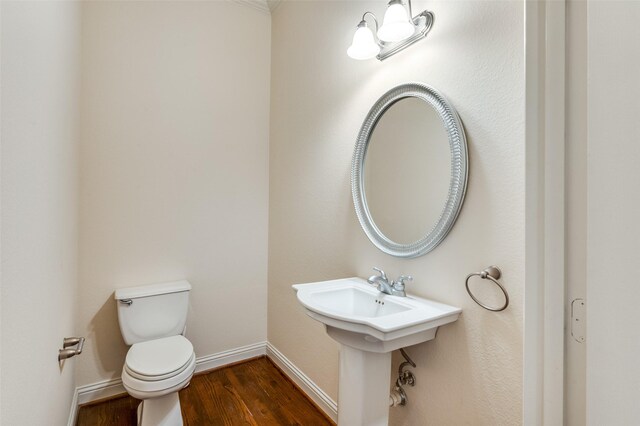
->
[[115, 280, 191, 345]]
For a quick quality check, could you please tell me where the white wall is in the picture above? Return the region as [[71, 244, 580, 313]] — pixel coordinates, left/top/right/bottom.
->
[[268, 1, 525, 424], [77, 1, 271, 386], [1, 1, 80, 424], [586, 1, 640, 424]]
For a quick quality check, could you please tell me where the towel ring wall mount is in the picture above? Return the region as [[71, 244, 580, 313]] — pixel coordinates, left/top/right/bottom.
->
[[465, 266, 509, 312]]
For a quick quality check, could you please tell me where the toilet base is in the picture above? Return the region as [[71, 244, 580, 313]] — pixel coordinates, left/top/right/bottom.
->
[[137, 392, 183, 426]]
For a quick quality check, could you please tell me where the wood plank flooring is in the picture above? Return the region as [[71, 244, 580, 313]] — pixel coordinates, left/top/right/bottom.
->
[[77, 357, 334, 426]]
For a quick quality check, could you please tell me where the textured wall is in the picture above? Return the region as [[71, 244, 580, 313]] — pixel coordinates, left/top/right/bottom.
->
[[586, 1, 640, 424], [268, 1, 525, 424], [1, 1, 80, 423], [77, 1, 271, 386]]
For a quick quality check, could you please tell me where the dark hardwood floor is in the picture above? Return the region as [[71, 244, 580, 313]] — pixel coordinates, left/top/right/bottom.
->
[[77, 356, 335, 426]]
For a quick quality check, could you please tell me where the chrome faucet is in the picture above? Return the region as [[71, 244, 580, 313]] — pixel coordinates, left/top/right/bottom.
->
[[368, 267, 394, 294], [367, 267, 413, 297]]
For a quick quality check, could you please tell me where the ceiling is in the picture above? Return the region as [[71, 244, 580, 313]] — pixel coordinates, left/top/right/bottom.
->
[[233, 0, 282, 14]]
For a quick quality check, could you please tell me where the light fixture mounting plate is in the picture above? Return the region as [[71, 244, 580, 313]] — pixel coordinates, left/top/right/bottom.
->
[[377, 10, 434, 61]]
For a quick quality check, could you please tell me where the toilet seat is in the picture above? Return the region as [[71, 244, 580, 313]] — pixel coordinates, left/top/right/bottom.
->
[[122, 335, 196, 398], [125, 335, 194, 381], [125, 353, 195, 381]]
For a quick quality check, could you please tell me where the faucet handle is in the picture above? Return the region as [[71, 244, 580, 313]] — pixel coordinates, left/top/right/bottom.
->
[[372, 267, 388, 281], [394, 275, 413, 289]]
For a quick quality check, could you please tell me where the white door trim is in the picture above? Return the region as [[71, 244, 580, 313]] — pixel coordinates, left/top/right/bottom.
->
[[524, 0, 566, 424]]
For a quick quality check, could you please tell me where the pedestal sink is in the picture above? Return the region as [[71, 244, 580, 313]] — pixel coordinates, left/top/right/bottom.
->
[[293, 277, 461, 426]]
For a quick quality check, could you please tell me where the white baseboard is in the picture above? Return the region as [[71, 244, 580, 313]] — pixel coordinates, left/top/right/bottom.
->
[[69, 341, 268, 423], [76, 376, 127, 406], [68, 340, 337, 425], [194, 341, 266, 374], [266, 342, 338, 422]]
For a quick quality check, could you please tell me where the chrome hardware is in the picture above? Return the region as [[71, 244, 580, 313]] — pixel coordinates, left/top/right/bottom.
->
[[372, 267, 388, 281], [119, 299, 133, 305], [391, 275, 413, 297], [367, 268, 412, 297], [397, 347, 416, 381], [58, 336, 85, 361], [465, 265, 509, 311], [368, 267, 394, 295], [390, 348, 417, 407], [389, 386, 407, 407]]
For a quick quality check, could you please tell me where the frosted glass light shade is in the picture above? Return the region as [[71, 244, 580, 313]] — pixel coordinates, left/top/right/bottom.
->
[[378, 3, 415, 42], [347, 24, 381, 60]]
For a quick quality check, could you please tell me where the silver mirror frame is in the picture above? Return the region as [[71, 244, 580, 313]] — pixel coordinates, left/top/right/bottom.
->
[[351, 83, 468, 258]]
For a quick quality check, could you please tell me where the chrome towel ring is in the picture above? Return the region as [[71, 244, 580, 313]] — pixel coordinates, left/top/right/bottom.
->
[[465, 266, 509, 312]]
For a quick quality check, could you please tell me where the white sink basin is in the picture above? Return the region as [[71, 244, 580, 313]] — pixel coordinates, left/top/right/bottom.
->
[[293, 277, 461, 353]]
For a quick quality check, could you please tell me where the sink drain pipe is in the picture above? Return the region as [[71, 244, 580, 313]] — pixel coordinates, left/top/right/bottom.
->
[[389, 348, 417, 407]]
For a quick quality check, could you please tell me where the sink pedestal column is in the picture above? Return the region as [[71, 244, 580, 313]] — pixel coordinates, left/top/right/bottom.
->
[[337, 344, 392, 426]]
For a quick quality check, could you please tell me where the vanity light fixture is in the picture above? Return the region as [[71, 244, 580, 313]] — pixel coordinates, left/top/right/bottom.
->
[[347, 0, 434, 61], [378, 1, 415, 42]]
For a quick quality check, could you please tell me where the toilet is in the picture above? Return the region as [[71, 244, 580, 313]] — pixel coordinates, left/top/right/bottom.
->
[[115, 280, 195, 426]]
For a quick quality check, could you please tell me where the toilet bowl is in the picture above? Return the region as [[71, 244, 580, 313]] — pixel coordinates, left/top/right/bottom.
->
[[115, 281, 194, 426]]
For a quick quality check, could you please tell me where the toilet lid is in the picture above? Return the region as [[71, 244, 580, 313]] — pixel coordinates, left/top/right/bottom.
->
[[125, 335, 194, 378]]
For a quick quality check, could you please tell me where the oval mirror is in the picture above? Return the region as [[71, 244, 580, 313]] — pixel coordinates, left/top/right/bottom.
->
[[351, 83, 468, 258]]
